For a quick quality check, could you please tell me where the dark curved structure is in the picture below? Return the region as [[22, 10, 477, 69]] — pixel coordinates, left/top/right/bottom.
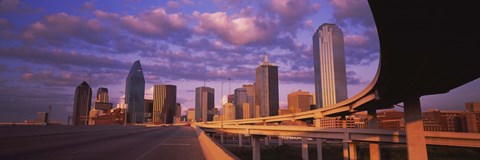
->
[[354, 1, 480, 112]]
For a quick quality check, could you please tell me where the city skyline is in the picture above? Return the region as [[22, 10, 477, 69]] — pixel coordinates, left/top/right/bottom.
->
[[1, 0, 479, 124]]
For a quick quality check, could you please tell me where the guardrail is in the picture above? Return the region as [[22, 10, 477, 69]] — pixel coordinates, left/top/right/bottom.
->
[[196, 123, 480, 148], [192, 124, 240, 160]]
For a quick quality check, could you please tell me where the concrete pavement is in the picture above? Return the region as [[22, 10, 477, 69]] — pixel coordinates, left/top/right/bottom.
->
[[0, 125, 205, 160]]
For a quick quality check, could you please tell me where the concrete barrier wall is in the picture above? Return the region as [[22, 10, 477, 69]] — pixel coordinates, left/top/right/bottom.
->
[[192, 124, 240, 160]]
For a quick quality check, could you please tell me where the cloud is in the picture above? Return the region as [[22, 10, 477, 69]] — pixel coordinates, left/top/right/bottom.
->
[[95, 8, 189, 39], [21, 12, 109, 46], [193, 10, 278, 45], [266, 0, 320, 30], [330, 0, 374, 27], [0, 46, 129, 70], [0, 0, 19, 13], [82, 2, 95, 10]]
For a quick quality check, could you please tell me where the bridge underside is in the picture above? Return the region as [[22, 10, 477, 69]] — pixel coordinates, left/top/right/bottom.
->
[[360, 1, 480, 111]]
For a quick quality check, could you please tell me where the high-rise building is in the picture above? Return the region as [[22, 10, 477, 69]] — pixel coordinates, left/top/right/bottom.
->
[[195, 86, 214, 122], [187, 108, 195, 122], [153, 85, 177, 124], [242, 84, 255, 118], [465, 102, 480, 112], [94, 88, 111, 113], [144, 99, 153, 123], [242, 103, 250, 119], [223, 103, 236, 120], [73, 81, 92, 125], [37, 112, 48, 123], [125, 60, 145, 123], [95, 87, 109, 102], [313, 23, 348, 108], [233, 88, 247, 119], [175, 103, 182, 118], [288, 90, 313, 113], [255, 55, 279, 117]]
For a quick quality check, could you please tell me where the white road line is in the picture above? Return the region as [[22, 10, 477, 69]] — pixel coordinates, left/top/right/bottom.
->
[[135, 127, 182, 160]]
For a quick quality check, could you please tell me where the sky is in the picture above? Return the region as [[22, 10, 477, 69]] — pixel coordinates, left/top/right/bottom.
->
[[1, 0, 479, 124]]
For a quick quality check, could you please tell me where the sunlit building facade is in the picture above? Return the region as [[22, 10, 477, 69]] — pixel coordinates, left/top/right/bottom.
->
[[255, 55, 279, 117], [153, 85, 177, 124], [233, 88, 247, 119], [287, 90, 313, 113], [313, 23, 348, 108], [195, 86, 214, 122], [125, 60, 145, 123]]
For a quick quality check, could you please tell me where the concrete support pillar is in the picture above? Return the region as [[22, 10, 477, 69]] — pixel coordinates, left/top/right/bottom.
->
[[301, 138, 309, 160], [404, 97, 428, 160], [342, 142, 349, 160], [279, 137, 283, 146], [315, 118, 321, 128], [367, 108, 381, 160], [341, 115, 347, 128], [239, 134, 243, 147], [316, 139, 323, 160], [348, 142, 357, 160], [264, 136, 269, 146], [220, 133, 224, 144], [252, 136, 261, 160]]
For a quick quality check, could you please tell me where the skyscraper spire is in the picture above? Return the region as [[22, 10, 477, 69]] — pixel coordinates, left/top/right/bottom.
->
[[264, 54, 268, 63]]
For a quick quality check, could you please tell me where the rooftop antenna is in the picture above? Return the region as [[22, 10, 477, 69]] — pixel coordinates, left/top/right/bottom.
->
[[264, 54, 268, 62], [228, 78, 231, 94]]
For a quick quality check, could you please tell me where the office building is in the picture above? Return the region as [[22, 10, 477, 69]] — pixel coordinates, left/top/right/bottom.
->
[[37, 112, 48, 123], [95, 87, 109, 103], [242, 84, 255, 118], [255, 55, 279, 117], [153, 85, 177, 124], [223, 103, 235, 120], [313, 23, 348, 108], [144, 99, 153, 123], [125, 60, 145, 123], [73, 81, 92, 125], [187, 108, 195, 122], [195, 86, 214, 122], [233, 88, 247, 119], [288, 90, 313, 113], [176, 103, 182, 118]]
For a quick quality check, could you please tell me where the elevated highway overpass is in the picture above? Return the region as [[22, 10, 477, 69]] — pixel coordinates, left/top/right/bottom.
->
[[196, 1, 480, 160]]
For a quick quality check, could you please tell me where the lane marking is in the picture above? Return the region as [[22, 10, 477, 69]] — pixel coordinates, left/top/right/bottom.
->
[[135, 127, 182, 160]]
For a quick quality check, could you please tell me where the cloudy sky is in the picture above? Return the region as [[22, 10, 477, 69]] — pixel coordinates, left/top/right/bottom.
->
[[1, 0, 478, 123]]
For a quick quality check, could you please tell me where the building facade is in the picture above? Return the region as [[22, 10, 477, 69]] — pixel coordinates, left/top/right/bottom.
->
[[125, 60, 145, 124], [233, 88, 247, 119], [223, 103, 235, 120], [153, 85, 177, 124], [242, 84, 255, 118], [287, 90, 313, 113], [312, 23, 348, 108], [255, 55, 279, 117], [73, 81, 92, 125], [195, 86, 215, 122]]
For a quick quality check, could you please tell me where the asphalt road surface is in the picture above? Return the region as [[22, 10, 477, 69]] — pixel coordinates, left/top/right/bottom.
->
[[0, 125, 205, 160]]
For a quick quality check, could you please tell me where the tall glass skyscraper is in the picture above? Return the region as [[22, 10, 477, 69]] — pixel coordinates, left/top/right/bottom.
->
[[95, 87, 109, 103], [125, 60, 145, 123], [73, 81, 92, 125], [255, 55, 279, 117], [153, 85, 177, 124], [233, 88, 247, 119], [195, 86, 214, 122], [312, 23, 348, 108]]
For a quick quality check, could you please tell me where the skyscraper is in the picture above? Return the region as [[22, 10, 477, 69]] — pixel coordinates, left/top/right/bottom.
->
[[255, 55, 279, 117], [95, 87, 109, 102], [233, 88, 247, 119], [153, 85, 177, 124], [125, 60, 145, 124], [73, 81, 92, 125], [313, 23, 348, 108], [94, 87, 112, 112], [242, 84, 255, 118], [195, 86, 214, 122]]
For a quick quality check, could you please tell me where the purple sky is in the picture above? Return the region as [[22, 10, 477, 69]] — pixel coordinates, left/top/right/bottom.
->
[[1, 0, 478, 123]]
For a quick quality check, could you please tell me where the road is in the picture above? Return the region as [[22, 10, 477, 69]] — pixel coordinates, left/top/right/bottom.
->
[[0, 125, 205, 160]]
